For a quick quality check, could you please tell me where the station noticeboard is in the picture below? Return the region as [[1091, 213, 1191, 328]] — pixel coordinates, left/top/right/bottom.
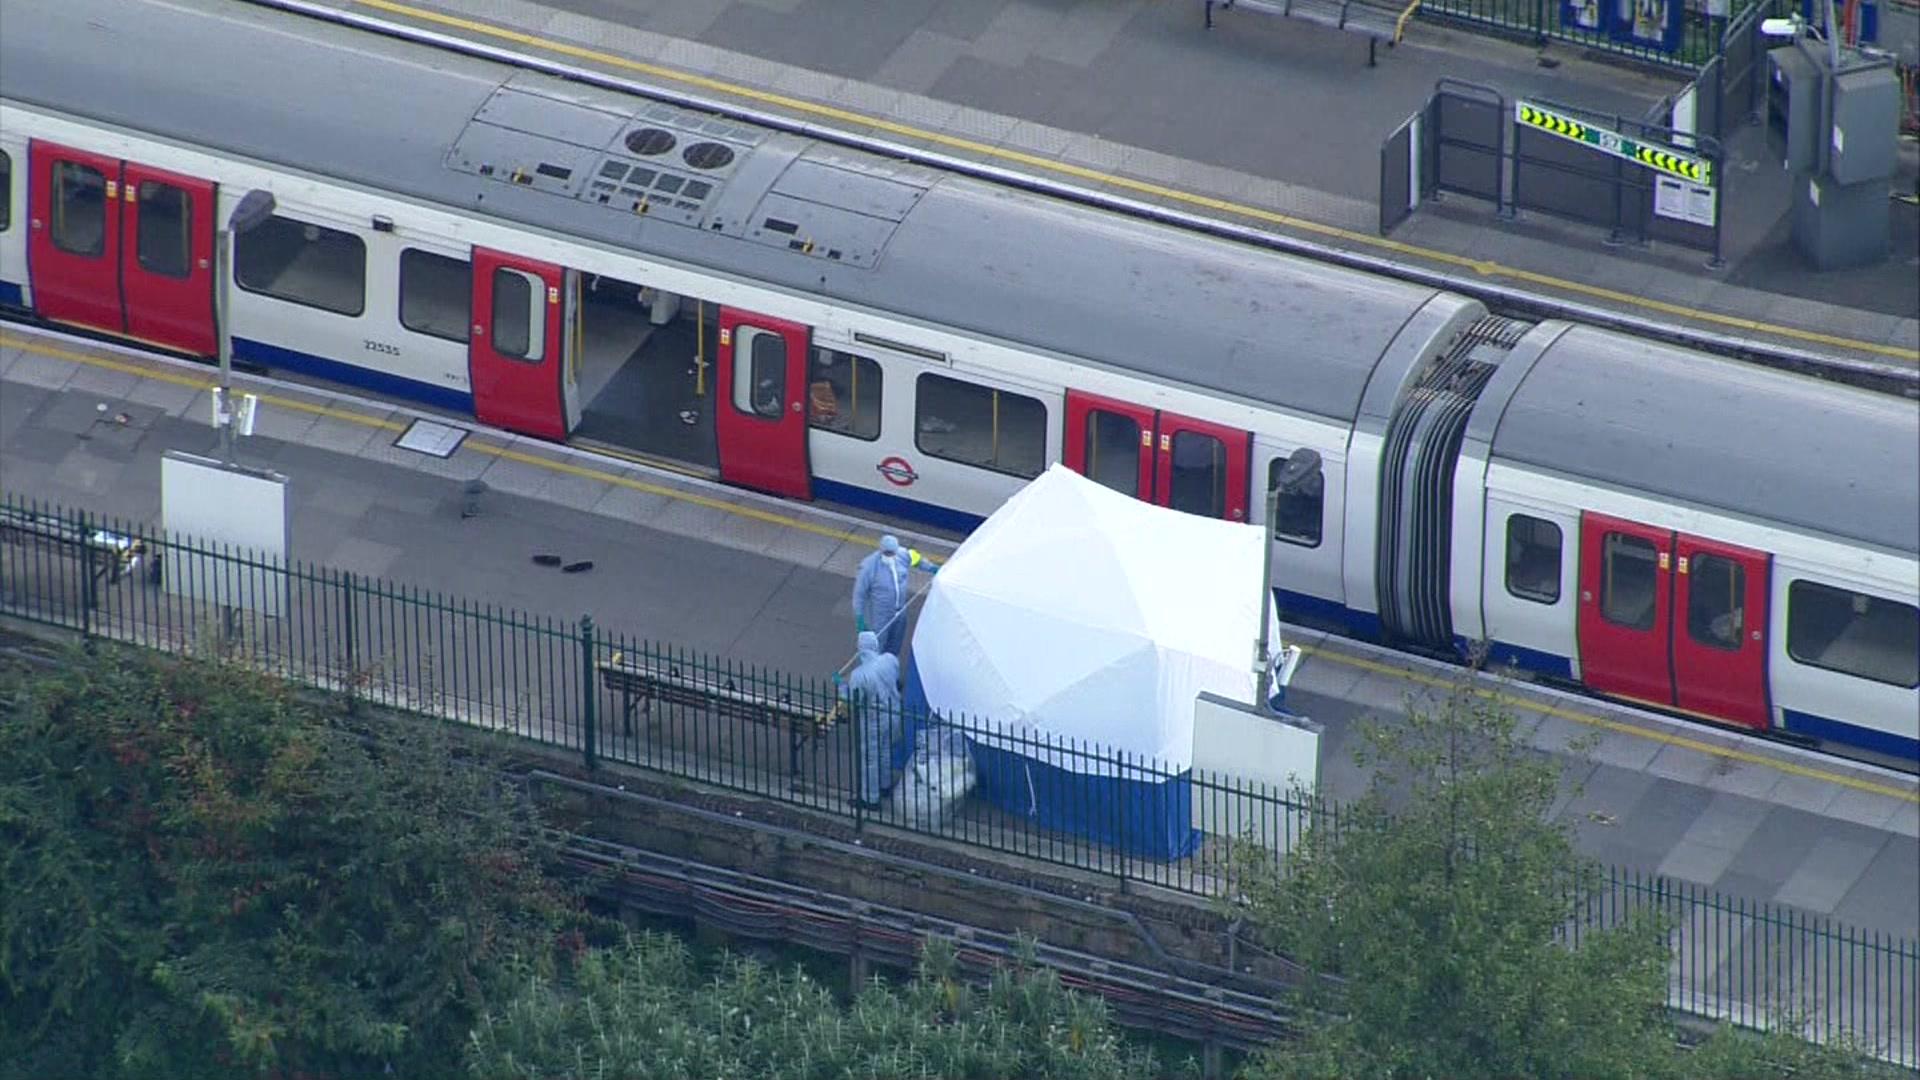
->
[[1561, 0, 1683, 53], [1616, 0, 1684, 53]]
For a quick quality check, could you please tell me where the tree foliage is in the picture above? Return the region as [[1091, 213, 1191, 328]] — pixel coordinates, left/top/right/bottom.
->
[[1232, 683, 1909, 1080], [1234, 684, 1676, 1080], [468, 932, 1172, 1080], [0, 645, 584, 1080]]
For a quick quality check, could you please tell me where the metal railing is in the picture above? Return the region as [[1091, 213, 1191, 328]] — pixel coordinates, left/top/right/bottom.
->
[[0, 492, 1911, 1065], [1416, 0, 1770, 68]]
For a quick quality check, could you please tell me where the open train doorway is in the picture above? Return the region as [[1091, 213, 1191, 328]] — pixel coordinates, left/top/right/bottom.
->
[[567, 271, 719, 469]]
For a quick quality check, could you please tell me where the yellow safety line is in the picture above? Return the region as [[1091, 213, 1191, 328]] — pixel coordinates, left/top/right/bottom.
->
[[345, 0, 1919, 364], [7, 328, 1915, 802]]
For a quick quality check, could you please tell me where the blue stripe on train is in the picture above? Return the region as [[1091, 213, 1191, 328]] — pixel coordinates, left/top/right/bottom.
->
[[234, 336, 474, 416], [811, 476, 988, 535], [0, 280, 24, 309], [1783, 708, 1920, 763]]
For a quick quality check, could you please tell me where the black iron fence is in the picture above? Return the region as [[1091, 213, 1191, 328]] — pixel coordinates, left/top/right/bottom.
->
[[0, 492, 1913, 1065], [1418, 0, 1768, 68]]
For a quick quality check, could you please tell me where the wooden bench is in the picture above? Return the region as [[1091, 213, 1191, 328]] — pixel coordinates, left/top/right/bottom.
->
[[596, 651, 837, 779], [1203, 0, 1421, 65]]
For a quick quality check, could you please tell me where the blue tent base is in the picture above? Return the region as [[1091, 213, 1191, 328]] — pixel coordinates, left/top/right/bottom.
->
[[902, 658, 1201, 861]]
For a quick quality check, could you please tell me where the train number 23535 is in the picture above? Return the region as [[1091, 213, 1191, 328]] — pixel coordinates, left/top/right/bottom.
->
[[363, 339, 401, 357]]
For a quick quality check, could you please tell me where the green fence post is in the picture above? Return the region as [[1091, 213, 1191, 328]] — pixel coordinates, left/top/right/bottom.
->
[[580, 615, 598, 770], [76, 508, 95, 642], [341, 570, 359, 714]]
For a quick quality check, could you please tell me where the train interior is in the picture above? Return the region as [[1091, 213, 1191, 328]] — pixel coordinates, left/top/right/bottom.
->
[[236, 217, 366, 316], [569, 273, 719, 469]]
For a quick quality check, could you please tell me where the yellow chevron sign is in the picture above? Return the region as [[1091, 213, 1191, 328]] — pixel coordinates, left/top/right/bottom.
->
[[1517, 103, 1587, 142], [1514, 100, 1713, 188]]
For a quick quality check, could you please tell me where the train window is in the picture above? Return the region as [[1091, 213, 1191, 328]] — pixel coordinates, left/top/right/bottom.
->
[[1168, 431, 1227, 518], [51, 161, 107, 257], [1686, 554, 1745, 651], [731, 328, 786, 419], [808, 348, 881, 440], [0, 150, 10, 231], [399, 249, 471, 343], [235, 214, 366, 317], [1600, 532, 1658, 631], [1504, 515, 1561, 604], [915, 373, 1045, 479], [489, 268, 544, 362], [1787, 581, 1920, 688], [134, 182, 192, 279], [1084, 410, 1141, 498], [1268, 456, 1323, 548]]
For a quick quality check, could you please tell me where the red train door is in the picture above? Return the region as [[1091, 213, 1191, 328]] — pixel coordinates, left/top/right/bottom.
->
[[27, 141, 218, 355], [1673, 535, 1771, 730], [715, 307, 811, 499], [1063, 390, 1154, 500], [470, 247, 566, 440], [122, 163, 216, 356], [1577, 512, 1675, 709], [1154, 412, 1250, 523], [27, 141, 124, 335]]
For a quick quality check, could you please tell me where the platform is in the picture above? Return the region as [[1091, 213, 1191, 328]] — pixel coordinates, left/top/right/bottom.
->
[[3, 325, 1912, 932]]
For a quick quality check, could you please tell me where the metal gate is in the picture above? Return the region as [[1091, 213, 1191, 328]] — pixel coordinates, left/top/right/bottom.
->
[[1379, 80, 1508, 234], [1510, 96, 1725, 264]]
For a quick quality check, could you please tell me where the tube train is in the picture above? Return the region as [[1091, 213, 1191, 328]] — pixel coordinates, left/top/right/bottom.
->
[[1, 0, 1914, 765]]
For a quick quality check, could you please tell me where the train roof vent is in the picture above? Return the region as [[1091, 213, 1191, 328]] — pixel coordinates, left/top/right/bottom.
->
[[471, 85, 628, 149], [625, 128, 677, 156], [740, 157, 932, 268], [447, 123, 597, 198], [580, 156, 716, 227], [449, 85, 770, 229]]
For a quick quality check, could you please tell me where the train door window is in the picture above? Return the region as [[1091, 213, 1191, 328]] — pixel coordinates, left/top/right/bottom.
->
[[134, 181, 192, 279], [1168, 431, 1226, 517], [1787, 581, 1920, 687], [490, 268, 544, 362], [915, 373, 1046, 479], [399, 248, 471, 343], [1268, 455, 1324, 547], [235, 214, 366, 316], [0, 150, 11, 231], [1600, 532, 1658, 630], [1504, 514, 1561, 604], [51, 161, 108, 256], [1084, 410, 1141, 497], [808, 348, 881, 439], [730, 327, 786, 419], [1686, 554, 1745, 650]]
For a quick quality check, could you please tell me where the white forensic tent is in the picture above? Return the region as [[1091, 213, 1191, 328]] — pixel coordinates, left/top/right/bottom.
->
[[904, 465, 1277, 858]]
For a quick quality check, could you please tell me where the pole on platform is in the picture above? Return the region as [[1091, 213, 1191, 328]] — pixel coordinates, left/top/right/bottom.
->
[[215, 189, 277, 464]]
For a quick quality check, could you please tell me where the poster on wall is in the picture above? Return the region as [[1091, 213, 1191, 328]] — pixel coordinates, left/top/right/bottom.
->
[[1563, 0, 1609, 31], [1614, 0, 1684, 52]]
